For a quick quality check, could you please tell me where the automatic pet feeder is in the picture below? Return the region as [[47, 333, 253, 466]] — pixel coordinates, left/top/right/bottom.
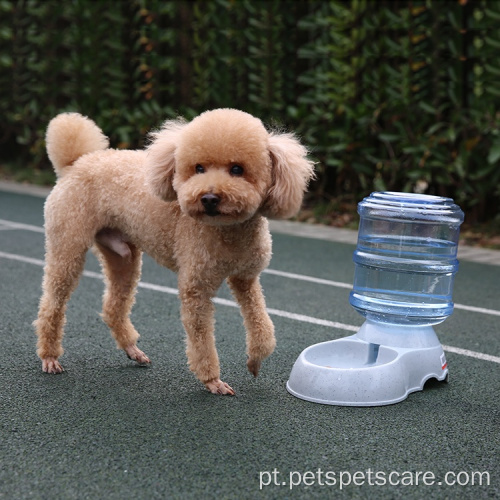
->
[[287, 191, 464, 406]]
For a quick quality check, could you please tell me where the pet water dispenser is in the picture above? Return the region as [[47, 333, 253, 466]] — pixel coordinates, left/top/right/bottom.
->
[[287, 191, 464, 406]]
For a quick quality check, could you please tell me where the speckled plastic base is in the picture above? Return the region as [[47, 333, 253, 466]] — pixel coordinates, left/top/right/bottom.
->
[[287, 321, 449, 406]]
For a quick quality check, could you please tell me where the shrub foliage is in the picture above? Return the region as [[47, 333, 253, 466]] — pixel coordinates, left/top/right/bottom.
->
[[1, 0, 499, 222]]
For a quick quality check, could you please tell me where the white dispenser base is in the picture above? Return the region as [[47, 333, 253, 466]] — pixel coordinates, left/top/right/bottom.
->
[[286, 320, 449, 406]]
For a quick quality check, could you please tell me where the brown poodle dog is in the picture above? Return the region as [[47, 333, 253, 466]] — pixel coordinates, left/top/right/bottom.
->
[[34, 108, 315, 395]]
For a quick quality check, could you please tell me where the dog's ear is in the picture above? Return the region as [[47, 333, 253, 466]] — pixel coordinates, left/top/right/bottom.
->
[[146, 119, 187, 201], [262, 132, 316, 219]]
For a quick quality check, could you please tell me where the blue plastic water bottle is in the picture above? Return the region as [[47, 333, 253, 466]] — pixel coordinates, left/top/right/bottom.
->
[[349, 192, 465, 326]]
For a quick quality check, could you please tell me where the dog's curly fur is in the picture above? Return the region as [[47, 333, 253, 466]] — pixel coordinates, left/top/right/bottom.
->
[[34, 108, 315, 395]]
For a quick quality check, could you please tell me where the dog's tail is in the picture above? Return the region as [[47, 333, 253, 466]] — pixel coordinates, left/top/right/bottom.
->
[[46, 113, 109, 177]]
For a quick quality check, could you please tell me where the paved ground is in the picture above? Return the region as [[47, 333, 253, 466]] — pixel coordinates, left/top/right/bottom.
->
[[0, 183, 498, 499]]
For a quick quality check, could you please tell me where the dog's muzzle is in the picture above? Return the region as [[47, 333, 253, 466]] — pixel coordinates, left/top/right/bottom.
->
[[201, 193, 221, 216]]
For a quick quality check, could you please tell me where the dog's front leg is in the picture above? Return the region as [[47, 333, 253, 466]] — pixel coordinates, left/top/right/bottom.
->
[[227, 275, 276, 377], [178, 279, 235, 395]]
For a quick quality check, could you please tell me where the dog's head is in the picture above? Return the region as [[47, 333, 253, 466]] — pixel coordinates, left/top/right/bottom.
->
[[146, 108, 315, 225]]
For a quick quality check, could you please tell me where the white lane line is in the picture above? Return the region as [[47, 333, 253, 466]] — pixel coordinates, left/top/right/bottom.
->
[[453, 304, 500, 317], [0, 250, 498, 365], [263, 268, 352, 289], [0, 251, 357, 331], [2, 217, 500, 318], [0, 218, 45, 233], [442, 345, 500, 364], [135, 279, 179, 297], [0, 251, 45, 267], [263, 269, 500, 318], [265, 308, 359, 332]]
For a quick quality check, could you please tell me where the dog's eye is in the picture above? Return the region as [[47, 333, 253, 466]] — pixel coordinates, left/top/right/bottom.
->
[[195, 164, 205, 174], [230, 165, 244, 176]]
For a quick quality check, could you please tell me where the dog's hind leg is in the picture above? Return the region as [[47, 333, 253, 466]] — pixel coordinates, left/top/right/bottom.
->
[[227, 275, 276, 377], [34, 243, 88, 374], [94, 241, 151, 366]]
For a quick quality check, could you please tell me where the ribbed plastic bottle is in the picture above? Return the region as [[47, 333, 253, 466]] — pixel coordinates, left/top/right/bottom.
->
[[349, 192, 464, 326]]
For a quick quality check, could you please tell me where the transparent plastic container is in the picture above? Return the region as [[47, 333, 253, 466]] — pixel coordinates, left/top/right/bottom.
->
[[349, 192, 465, 326], [287, 191, 464, 406]]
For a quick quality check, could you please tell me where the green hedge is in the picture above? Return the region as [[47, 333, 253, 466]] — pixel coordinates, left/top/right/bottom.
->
[[1, 0, 499, 222]]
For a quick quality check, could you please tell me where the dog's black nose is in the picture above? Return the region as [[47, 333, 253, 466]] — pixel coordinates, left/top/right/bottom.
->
[[201, 193, 221, 215]]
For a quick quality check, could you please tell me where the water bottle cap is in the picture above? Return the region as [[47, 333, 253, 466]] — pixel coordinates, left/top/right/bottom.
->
[[358, 191, 464, 224]]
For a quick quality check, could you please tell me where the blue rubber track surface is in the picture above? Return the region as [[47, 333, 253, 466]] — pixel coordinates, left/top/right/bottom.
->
[[0, 185, 498, 499]]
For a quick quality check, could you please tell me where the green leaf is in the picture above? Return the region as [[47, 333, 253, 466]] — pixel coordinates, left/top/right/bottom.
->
[[487, 143, 500, 164], [378, 134, 400, 142], [485, 36, 500, 50], [419, 102, 437, 114]]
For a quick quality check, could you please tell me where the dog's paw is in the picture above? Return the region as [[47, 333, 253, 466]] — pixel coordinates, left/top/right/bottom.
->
[[42, 357, 64, 374], [247, 357, 262, 378], [124, 345, 151, 365], [205, 379, 236, 396]]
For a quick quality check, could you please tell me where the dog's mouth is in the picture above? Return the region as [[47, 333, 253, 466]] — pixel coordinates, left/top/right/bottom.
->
[[180, 190, 259, 225], [204, 207, 221, 217], [196, 205, 251, 225]]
